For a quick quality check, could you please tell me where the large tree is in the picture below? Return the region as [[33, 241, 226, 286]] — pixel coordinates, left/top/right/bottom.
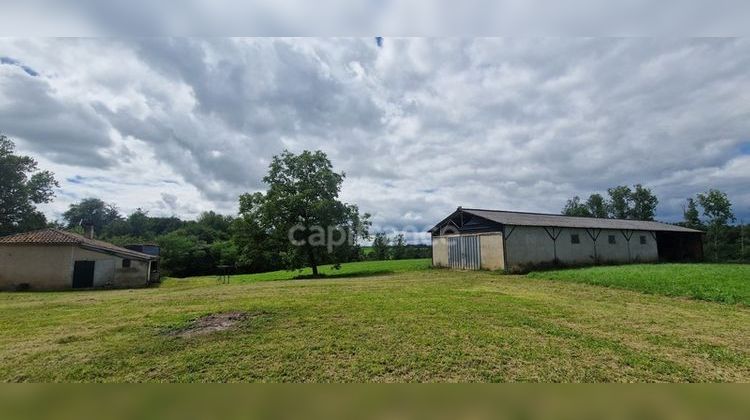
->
[[237, 150, 370, 276], [563, 185, 659, 220], [697, 189, 735, 261], [0, 134, 58, 235], [561, 196, 592, 217], [586, 193, 608, 218], [392, 233, 407, 260], [561, 194, 609, 218], [629, 184, 659, 221], [62, 198, 122, 235], [682, 198, 703, 230], [371, 232, 391, 260], [606, 185, 633, 219]]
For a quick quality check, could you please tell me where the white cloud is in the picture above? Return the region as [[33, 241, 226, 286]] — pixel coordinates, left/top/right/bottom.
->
[[1, 38, 749, 242]]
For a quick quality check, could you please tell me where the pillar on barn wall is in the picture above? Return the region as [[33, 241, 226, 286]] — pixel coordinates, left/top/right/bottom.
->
[[620, 229, 634, 262], [543, 227, 562, 264], [585, 228, 602, 263]]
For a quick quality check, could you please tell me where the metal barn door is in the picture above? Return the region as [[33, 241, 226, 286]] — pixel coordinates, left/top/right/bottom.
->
[[447, 235, 481, 270]]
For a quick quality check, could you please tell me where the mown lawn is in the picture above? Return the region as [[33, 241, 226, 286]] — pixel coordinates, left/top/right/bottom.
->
[[170, 258, 431, 284], [528, 264, 750, 306], [0, 260, 748, 382]]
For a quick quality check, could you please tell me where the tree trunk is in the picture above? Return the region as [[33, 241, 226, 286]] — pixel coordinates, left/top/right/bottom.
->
[[307, 246, 318, 276]]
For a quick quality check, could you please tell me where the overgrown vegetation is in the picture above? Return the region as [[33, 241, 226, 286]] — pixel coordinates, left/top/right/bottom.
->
[[0, 260, 747, 382], [528, 264, 750, 306]]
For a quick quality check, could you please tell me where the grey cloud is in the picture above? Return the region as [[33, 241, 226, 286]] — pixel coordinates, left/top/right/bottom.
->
[[4, 1, 750, 36], [1, 38, 749, 235], [0, 69, 114, 167]]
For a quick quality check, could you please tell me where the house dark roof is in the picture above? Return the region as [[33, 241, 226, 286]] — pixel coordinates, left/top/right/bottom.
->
[[430, 208, 704, 234], [0, 228, 158, 260]]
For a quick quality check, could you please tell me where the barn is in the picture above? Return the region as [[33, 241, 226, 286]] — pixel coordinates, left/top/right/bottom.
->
[[429, 208, 704, 272], [0, 228, 159, 291]]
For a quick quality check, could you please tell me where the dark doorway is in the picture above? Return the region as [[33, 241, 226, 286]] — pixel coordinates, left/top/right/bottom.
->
[[656, 232, 704, 261], [73, 261, 95, 288]]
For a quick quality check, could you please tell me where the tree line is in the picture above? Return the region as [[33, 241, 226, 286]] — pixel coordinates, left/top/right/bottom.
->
[[562, 184, 748, 262], [369, 232, 431, 261], [1, 134, 425, 277]]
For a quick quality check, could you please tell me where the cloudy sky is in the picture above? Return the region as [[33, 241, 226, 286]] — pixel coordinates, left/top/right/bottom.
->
[[1, 38, 749, 242]]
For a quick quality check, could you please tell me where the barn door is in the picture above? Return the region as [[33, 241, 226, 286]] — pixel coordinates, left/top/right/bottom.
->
[[72, 261, 95, 288], [447, 235, 481, 269]]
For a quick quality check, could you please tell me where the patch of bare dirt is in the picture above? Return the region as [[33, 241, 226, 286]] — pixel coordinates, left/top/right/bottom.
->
[[170, 311, 249, 338]]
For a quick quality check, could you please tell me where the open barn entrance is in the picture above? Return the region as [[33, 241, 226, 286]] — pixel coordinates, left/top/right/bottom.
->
[[656, 232, 704, 261]]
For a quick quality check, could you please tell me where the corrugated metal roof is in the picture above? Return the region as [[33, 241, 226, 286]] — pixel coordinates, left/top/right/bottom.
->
[[432, 208, 703, 233], [0, 228, 158, 260]]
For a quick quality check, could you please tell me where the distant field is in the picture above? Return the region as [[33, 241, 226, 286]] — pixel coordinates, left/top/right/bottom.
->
[[528, 264, 750, 306], [168, 259, 431, 284]]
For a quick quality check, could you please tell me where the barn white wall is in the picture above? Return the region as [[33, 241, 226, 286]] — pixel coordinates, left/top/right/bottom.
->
[[504, 226, 658, 270], [432, 236, 449, 267], [480, 234, 504, 270]]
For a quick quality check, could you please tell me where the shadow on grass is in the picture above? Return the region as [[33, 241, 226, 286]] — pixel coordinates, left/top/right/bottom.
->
[[293, 270, 395, 280]]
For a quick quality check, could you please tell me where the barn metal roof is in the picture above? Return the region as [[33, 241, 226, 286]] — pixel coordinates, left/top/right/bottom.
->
[[0, 228, 158, 260], [430, 208, 703, 233]]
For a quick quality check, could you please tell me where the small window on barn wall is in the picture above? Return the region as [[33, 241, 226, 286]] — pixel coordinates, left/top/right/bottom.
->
[[608, 235, 616, 244], [640, 235, 647, 245], [570, 234, 580, 244], [122, 259, 131, 268]]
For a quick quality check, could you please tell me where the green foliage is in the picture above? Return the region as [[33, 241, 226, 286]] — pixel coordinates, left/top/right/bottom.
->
[[365, 233, 430, 261], [392, 234, 406, 260], [682, 198, 703, 230], [696, 189, 736, 262], [371, 232, 391, 260], [606, 185, 633, 219], [562, 196, 592, 217], [697, 189, 735, 227], [630, 184, 659, 220], [563, 186, 658, 220], [62, 198, 122, 235], [586, 193, 608, 218], [237, 150, 370, 276], [157, 230, 211, 277], [0, 134, 59, 235], [529, 263, 750, 306]]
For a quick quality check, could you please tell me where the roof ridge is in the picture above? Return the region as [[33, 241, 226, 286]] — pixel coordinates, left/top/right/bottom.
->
[[461, 207, 674, 225], [0, 228, 157, 259]]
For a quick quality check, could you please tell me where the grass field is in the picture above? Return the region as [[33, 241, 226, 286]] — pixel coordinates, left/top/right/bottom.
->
[[175, 259, 431, 283], [0, 260, 748, 382], [528, 264, 750, 306]]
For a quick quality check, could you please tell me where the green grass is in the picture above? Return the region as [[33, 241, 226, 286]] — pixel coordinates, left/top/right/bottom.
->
[[0, 260, 748, 382], [169, 258, 431, 284], [528, 264, 750, 306]]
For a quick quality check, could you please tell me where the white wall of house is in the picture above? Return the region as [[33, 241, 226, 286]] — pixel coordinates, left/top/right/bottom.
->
[[0, 245, 75, 290], [0, 245, 152, 290], [72, 248, 151, 288]]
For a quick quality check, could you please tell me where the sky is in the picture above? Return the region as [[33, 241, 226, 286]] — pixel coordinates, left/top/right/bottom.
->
[[1, 38, 749, 242]]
